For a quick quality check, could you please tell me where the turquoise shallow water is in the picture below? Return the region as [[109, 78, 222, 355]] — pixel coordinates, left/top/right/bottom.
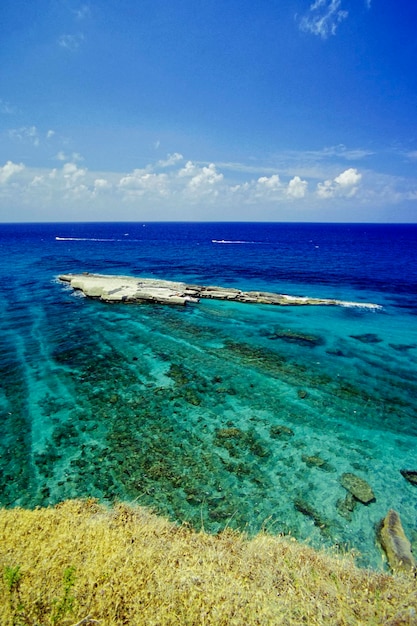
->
[[0, 222, 416, 569]]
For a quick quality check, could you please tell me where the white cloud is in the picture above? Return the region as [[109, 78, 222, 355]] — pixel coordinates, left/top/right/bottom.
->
[[317, 179, 335, 198], [214, 161, 279, 176], [319, 145, 373, 160], [62, 162, 87, 189], [30, 175, 45, 187], [55, 151, 84, 162], [0, 161, 24, 184], [257, 174, 281, 190], [119, 169, 168, 196], [58, 33, 84, 50], [158, 153, 183, 167], [94, 178, 111, 190], [8, 126, 57, 148], [232, 173, 308, 203], [0, 99, 15, 115], [287, 176, 308, 198], [334, 168, 361, 187], [178, 161, 198, 177], [300, 0, 348, 38], [9, 126, 40, 146], [74, 5, 90, 20], [317, 167, 362, 198], [178, 161, 224, 195], [187, 163, 223, 192], [0, 151, 414, 222]]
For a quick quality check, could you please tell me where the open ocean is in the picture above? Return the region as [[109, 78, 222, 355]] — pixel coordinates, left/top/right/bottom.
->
[[0, 221, 416, 569]]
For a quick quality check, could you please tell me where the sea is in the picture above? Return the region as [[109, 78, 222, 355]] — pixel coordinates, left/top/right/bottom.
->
[[0, 221, 416, 569]]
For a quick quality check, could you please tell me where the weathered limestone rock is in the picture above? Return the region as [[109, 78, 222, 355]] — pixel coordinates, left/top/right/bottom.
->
[[58, 273, 382, 309], [400, 470, 417, 486], [340, 472, 375, 504], [379, 509, 416, 573]]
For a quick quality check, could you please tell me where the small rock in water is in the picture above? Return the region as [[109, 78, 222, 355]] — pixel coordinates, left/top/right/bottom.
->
[[326, 348, 346, 357], [298, 389, 308, 399], [400, 469, 417, 486], [336, 493, 357, 520], [302, 454, 326, 468], [340, 472, 375, 504], [350, 333, 382, 344], [294, 498, 330, 536], [269, 425, 294, 438], [378, 509, 416, 573], [267, 328, 323, 347], [389, 343, 417, 352]]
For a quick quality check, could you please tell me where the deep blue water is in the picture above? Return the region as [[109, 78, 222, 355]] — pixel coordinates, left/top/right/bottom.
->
[[0, 221, 416, 569]]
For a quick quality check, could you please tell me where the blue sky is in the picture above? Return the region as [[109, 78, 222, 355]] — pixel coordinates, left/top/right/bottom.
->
[[1, 0, 417, 222]]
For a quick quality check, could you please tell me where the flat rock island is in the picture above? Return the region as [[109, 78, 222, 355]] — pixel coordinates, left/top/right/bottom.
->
[[59, 273, 381, 309]]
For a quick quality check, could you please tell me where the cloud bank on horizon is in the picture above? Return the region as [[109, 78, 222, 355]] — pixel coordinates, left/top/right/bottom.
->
[[0, 0, 416, 222]]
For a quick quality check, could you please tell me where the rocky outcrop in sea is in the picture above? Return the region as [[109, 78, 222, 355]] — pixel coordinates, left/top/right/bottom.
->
[[59, 273, 382, 309]]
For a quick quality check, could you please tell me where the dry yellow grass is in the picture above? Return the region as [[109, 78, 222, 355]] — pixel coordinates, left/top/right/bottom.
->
[[0, 499, 416, 625]]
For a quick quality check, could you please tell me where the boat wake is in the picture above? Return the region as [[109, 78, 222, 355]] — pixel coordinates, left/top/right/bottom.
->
[[55, 236, 140, 242], [212, 239, 265, 244]]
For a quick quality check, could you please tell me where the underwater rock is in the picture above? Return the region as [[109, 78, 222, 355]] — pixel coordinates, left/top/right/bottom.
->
[[267, 329, 324, 347], [389, 343, 417, 352], [269, 425, 294, 438], [336, 493, 357, 520], [378, 509, 416, 573], [297, 389, 308, 399], [350, 333, 382, 344], [340, 473, 375, 504], [326, 348, 347, 357], [59, 273, 382, 309], [302, 455, 325, 468], [400, 470, 417, 486], [294, 498, 330, 536], [302, 454, 334, 473], [216, 428, 245, 440]]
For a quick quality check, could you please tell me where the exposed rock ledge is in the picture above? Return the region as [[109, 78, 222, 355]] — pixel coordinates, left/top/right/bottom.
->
[[378, 509, 416, 573], [59, 273, 382, 309]]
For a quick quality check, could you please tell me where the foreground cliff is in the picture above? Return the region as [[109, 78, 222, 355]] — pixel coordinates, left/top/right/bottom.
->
[[59, 273, 382, 309], [0, 500, 415, 625]]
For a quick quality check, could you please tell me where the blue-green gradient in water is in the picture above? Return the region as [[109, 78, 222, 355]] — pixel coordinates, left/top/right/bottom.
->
[[0, 222, 416, 569]]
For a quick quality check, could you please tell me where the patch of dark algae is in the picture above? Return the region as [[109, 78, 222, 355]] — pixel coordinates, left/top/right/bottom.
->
[[28, 315, 278, 533]]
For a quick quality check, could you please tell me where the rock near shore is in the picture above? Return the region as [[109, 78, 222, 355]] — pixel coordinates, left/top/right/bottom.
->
[[340, 473, 375, 505], [59, 273, 382, 309], [378, 509, 416, 573]]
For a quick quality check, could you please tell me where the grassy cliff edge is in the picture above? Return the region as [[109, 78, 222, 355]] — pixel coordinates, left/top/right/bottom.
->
[[0, 499, 416, 625]]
